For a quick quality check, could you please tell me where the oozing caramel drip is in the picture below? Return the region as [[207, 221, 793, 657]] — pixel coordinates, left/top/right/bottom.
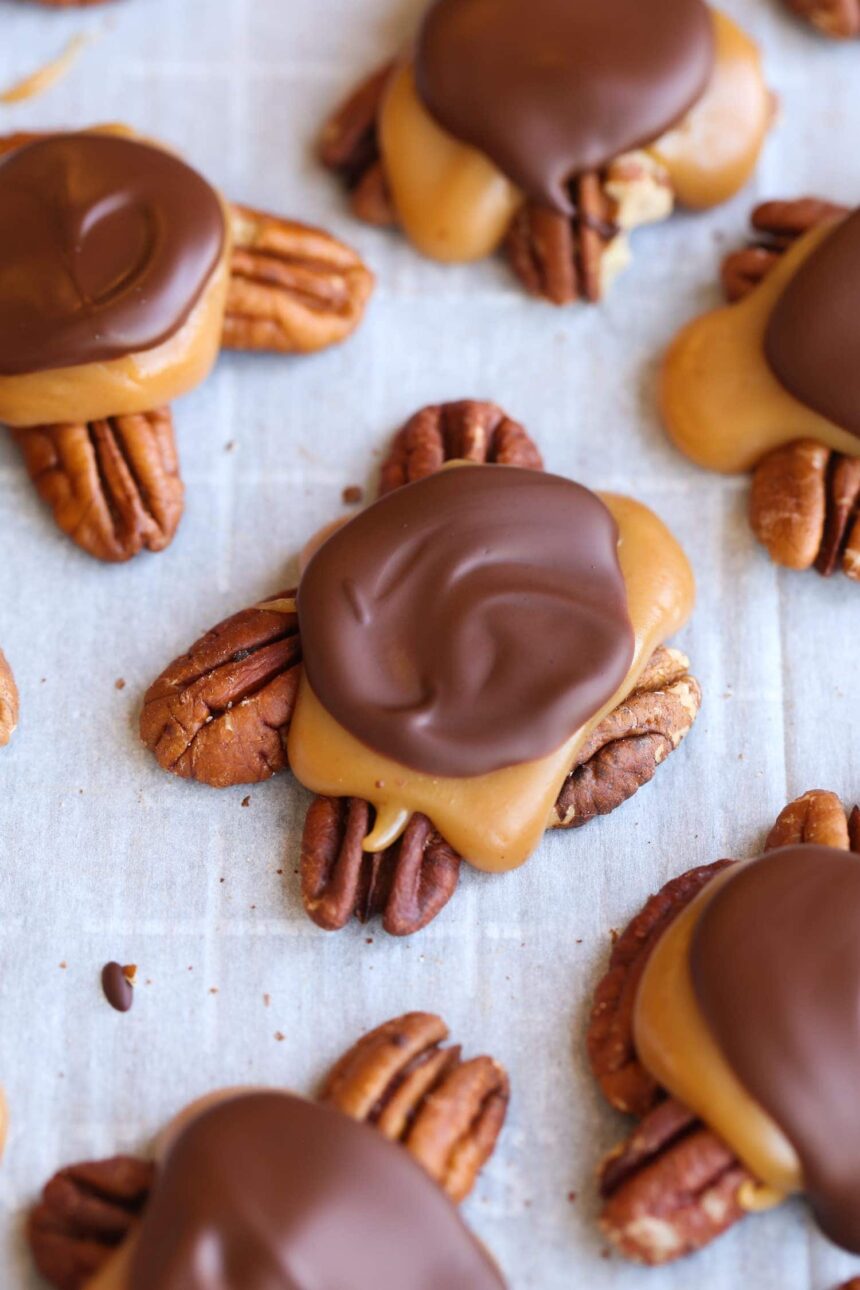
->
[[288, 493, 694, 872], [662, 218, 860, 473], [378, 11, 767, 264]]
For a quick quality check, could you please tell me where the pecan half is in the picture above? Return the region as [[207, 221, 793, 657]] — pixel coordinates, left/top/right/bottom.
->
[[27, 1156, 155, 1290], [139, 592, 301, 787], [11, 410, 183, 563], [379, 399, 543, 494], [599, 1099, 751, 1265], [301, 797, 462, 936], [505, 155, 672, 305], [320, 1011, 509, 1203], [783, 0, 860, 34], [223, 204, 374, 354], [766, 787, 860, 851], [553, 648, 701, 831], [318, 63, 397, 226], [0, 649, 19, 747], [721, 197, 848, 303], [749, 439, 860, 579]]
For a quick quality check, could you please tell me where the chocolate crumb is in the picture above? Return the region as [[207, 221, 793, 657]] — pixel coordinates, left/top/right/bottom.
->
[[342, 484, 364, 505], [101, 961, 134, 1013]]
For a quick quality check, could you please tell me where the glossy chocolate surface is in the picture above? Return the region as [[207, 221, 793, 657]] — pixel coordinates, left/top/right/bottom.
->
[[297, 465, 634, 778], [0, 133, 224, 375], [129, 1092, 505, 1289], [415, 0, 715, 210], [692, 845, 860, 1252], [765, 208, 860, 438]]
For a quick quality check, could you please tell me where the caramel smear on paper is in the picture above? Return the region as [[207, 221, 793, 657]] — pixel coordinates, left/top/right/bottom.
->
[[1, 34, 90, 106]]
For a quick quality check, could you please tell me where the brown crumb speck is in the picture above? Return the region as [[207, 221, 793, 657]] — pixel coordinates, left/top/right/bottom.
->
[[241, 795, 251, 807], [263, 993, 271, 1007], [274, 1031, 285, 1042], [342, 484, 364, 505]]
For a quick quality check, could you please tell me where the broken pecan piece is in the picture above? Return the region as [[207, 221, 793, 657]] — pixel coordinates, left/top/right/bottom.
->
[[783, 0, 860, 35], [11, 409, 182, 563], [139, 592, 301, 787], [721, 197, 848, 303], [320, 1011, 509, 1203], [553, 647, 701, 831], [301, 797, 462, 936], [27, 1156, 155, 1290], [749, 439, 860, 579], [0, 649, 19, 747], [223, 204, 374, 354], [379, 399, 543, 493]]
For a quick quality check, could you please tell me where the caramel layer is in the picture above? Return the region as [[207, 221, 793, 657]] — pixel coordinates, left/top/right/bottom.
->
[[288, 494, 694, 873], [634, 864, 801, 1198], [378, 11, 766, 265], [662, 219, 860, 472], [647, 10, 771, 210]]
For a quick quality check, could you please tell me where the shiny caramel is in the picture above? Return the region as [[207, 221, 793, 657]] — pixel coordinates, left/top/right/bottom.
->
[[288, 494, 695, 873], [377, 11, 768, 265], [662, 220, 860, 472], [634, 865, 802, 1201]]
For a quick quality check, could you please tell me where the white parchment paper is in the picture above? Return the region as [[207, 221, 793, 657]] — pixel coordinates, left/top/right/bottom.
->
[[0, 1, 858, 1285]]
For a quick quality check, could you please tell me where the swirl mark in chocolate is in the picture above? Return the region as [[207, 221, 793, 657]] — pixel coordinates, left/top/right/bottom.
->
[[297, 465, 634, 778], [765, 207, 860, 438], [0, 133, 225, 375], [691, 845, 860, 1252], [129, 1092, 505, 1289], [415, 0, 715, 211]]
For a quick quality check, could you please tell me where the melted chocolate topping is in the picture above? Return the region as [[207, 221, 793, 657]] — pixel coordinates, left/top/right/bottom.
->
[[298, 465, 634, 778], [415, 0, 715, 211], [129, 1092, 505, 1290], [765, 208, 860, 438], [691, 846, 860, 1252], [0, 133, 225, 376]]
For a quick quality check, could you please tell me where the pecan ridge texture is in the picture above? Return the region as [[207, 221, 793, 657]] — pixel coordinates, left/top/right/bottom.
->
[[783, 0, 860, 35], [11, 410, 183, 564], [320, 1011, 509, 1203], [0, 650, 19, 747], [591, 789, 860, 1265]]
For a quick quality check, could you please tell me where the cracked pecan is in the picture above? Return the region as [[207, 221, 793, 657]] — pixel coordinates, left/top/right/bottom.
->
[[11, 410, 183, 564], [223, 204, 374, 354], [505, 156, 672, 305], [721, 197, 848, 303], [379, 400, 543, 493], [783, 0, 860, 34], [27, 1156, 155, 1290], [591, 789, 860, 1264], [750, 439, 860, 579], [0, 650, 19, 747], [139, 592, 301, 787], [553, 647, 701, 830], [301, 797, 462, 936], [320, 1011, 509, 1203]]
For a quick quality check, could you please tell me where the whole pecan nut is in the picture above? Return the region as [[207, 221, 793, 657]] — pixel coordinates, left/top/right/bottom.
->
[[11, 409, 183, 564], [749, 439, 860, 579], [301, 797, 462, 936], [223, 205, 374, 354], [591, 789, 860, 1264], [0, 649, 19, 747], [139, 592, 301, 787], [320, 1011, 509, 1203], [783, 0, 860, 34], [27, 1156, 155, 1290]]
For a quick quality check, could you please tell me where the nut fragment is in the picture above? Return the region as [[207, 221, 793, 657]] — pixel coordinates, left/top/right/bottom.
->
[[139, 592, 301, 787], [599, 1099, 750, 1265], [721, 197, 848, 302], [11, 410, 183, 563], [320, 1011, 509, 1202], [223, 204, 374, 354], [783, 0, 860, 35], [379, 399, 543, 494], [27, 1156, 155, 1290], [553, 647, 701, 830], [0, 650, 19, 747], [750, 439, 860, 579], [301, 797, 462, 936]]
